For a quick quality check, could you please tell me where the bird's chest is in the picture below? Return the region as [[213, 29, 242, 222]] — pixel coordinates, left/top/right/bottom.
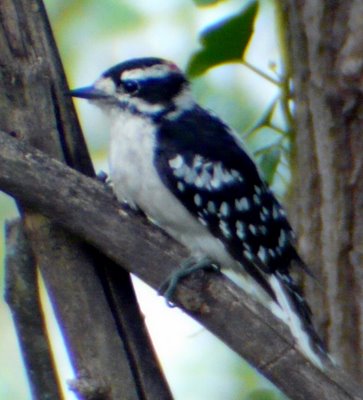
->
[[109, 113, 160, 209]]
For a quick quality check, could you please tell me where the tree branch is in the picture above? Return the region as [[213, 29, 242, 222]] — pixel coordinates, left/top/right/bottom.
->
[[282, 0, 363, 379], [0, 131, 362, 400], [0, 0, 173, 398], [4, 219, 63, 400]]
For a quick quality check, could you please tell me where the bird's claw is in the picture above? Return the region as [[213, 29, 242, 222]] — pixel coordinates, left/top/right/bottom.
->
[[158, 257, 220, 306]]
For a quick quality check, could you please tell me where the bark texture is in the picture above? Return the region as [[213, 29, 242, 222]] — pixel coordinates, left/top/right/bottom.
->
[[0, 1, 172, 399], [282, 0, 363, 380], [4, 220, 63, 400], [1, 130, 363, 400]]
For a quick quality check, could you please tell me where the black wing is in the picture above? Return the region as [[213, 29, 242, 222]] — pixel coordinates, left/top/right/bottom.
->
[[155, 107, 301, 274], [154, 107, 326, 358]]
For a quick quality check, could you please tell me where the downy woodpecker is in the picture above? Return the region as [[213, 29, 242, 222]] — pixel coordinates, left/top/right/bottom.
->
[[70, 57, 327, 368]]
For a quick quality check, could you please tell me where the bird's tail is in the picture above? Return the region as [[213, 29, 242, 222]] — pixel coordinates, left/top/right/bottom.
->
[[268, 272, 329, 368]]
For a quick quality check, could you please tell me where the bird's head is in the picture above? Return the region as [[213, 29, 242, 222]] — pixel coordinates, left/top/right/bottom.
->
[[69, 57, 193, 118]]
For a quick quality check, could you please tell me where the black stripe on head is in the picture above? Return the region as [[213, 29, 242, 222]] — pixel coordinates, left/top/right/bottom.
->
[[102, 57, 187, 105], [137, 75, 187, 104]]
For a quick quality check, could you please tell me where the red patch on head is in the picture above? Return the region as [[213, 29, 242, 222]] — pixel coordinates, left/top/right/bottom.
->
[[165, 61, 180, 72]]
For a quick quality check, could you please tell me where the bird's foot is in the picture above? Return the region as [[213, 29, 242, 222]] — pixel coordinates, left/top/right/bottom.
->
[[96, 171, 115, 196], [159, 257, 220, 307], [96, 170, 109, 183]]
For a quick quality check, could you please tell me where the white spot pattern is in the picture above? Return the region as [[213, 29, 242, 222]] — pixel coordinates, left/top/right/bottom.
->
[[249, 224, 257, 235], [254, 185, 262, 195], [243, 250, 253, 261], [235, 221, 245, 240], [278, 229, 288, 247], [194, 169, 210, 188], [219, 220, 232, 239], [262, 207, 269, 216], [169, 154, 243, 192], [243, 242, 251, 251], [235, 197, 250, 212], [253, 194, 261, 205], [194, 194, 202, 207], [257, 246, 268, 263], [169, 154, 184, 169], [210, 163, 236, 188], [260, 212, 268, 222], [172, 163, 188, 179], [231, 170, 244, 182], [198, 216, 208, 226], [192, 155, 204, 168], [220, 202, 230, 217], [272, 205, 280, 220], [184, 168, 198, 184], [207, 201, 217, 214]]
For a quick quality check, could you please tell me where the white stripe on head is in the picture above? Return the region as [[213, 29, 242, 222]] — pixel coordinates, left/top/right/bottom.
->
[[121, 63, 176, 81], [94, 77, 116, 95], [127, 96, 165, 114], [166, 87, 195, 120]]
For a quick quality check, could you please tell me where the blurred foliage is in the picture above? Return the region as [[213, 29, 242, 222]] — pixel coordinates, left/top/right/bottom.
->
[[188, 0, 292, 191], [258, 146, 281, 185], [246, 388, 286, 400], [187, 1, 258, 76], [46, 0, 144, 34], [46, 0, 145, 74], [192, 0, 227, 7], [242, 96, 292, 188]]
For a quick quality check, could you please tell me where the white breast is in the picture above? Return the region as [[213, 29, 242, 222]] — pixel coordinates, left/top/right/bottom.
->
[[108, 110, 235, 266], [108, 110, 281, 329], [108, 110, 154, 209]]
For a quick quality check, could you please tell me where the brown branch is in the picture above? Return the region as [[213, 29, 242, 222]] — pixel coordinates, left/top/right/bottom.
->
[[0, 0, 173, 398], [4, 219, 63, 400], [282, 0, 363, 380], [0, 131, 362, 400]]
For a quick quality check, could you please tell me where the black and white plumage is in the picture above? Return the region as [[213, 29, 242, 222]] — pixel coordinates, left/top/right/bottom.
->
[[70, 57, 327, 367]]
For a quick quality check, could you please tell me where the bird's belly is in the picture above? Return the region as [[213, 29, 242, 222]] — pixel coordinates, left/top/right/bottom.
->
[[110, 155, 233, 268], [108, 112, 236, 268]]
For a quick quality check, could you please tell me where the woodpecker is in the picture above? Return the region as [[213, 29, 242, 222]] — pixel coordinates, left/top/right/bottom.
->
[[70, 57, 327, 368]]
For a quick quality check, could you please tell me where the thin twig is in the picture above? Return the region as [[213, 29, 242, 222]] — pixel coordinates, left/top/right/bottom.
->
[[4, 219, 63, 400]]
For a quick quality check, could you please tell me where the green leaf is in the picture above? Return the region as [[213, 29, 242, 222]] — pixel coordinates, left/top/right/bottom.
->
[[187, 1, 258, 77], [47, 0, 143, 37], [258, 147, 281, 185], [246, 389, 285, 400], [253, 142, 279, 157], [243, 99, 278, 139], [192, 0, 226, 6]]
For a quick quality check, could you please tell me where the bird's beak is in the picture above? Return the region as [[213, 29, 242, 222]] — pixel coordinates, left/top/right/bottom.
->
[[67, 86, 108, 100]]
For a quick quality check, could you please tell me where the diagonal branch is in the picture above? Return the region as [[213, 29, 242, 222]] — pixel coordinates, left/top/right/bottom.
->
[[0, 1, 173, 398], [0, 130, 362, 400], [4, 220, 63, 400]]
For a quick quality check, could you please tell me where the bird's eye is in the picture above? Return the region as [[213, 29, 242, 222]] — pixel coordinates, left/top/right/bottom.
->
[[122, 80, 139, 94]]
